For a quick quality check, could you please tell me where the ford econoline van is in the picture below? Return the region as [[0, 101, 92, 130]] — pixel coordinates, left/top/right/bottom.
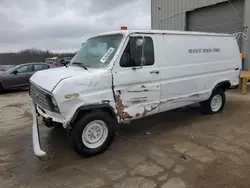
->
[[29, 30, 240, 159]]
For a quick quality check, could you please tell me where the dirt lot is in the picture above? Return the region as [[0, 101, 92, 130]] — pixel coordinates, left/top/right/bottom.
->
[[0, 89, 250, 188]]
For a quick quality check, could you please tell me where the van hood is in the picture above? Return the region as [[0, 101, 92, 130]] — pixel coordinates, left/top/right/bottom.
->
[[30, 66, 109, 92]]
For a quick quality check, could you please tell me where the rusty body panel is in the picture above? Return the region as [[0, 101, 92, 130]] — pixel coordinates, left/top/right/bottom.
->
[[114, 86, 160, 121], [135, 104, 160, 117], [112, 34, 162, 122], [115, 90, 133, 120]]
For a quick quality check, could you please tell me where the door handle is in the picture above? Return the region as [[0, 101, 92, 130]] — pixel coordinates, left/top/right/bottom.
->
[[150, 70, 160, 74]]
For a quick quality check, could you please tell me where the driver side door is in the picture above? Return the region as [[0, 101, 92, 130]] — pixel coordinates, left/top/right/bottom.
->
[[113, 34, 161, 121]]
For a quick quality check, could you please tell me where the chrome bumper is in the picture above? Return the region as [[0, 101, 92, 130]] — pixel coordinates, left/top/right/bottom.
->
[[30, 98, 47, 160]]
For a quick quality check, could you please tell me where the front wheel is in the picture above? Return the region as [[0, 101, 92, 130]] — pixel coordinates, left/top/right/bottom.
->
[[200, 88, 226, 114], [71, 111, 116, 157]]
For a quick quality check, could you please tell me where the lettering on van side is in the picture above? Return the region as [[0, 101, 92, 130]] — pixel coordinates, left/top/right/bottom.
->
[[188, 48, 220, 54]]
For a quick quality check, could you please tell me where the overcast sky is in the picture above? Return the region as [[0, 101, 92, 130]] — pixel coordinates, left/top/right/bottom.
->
[[0, 0, 151, 53]]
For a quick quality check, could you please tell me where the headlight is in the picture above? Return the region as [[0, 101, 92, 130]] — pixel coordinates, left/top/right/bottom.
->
[[48, 95, 60, 113], [51, 96, 58, 107]]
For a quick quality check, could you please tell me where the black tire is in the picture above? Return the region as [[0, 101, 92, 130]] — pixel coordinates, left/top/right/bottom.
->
[[0, 83, 3, 93], [53, 122, 63, 129], [71, 111, 116, 157], [200, 88, 226, 114]]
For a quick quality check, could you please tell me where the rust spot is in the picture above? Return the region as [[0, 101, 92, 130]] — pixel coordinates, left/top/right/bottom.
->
[[136, 105, 159, 117], [115, 91, 132, 120], [115, 89, 159, 120]]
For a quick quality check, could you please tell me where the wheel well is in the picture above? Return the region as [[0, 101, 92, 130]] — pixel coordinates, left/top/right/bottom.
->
[[70, 105, 117, 127], [214, 81, 231, 92]]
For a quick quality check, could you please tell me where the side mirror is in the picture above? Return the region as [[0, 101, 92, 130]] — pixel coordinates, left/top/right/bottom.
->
[[12, 70, 18, 75], [137, 38, 145, 68], [136, 38, 144, 48]]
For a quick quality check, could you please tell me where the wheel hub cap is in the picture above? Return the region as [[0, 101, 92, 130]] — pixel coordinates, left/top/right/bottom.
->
[[82, 120, 108, 149], [211, 94, 222, 112]]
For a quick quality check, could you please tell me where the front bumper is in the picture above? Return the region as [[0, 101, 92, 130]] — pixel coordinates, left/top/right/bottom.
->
[[30, 98, 47, 160]]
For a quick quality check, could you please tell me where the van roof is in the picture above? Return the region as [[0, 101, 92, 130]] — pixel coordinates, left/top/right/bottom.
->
[[99, 30, 232, 37]]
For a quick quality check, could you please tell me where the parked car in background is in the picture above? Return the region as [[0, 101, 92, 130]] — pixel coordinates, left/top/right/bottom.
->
[[44, 57, 73, 67], [45, 57, 62, 67], [0, 62, 52, 92], [0, 65, 15, 72], [45, 57, 59, 63], [63, 57, 72, 64]]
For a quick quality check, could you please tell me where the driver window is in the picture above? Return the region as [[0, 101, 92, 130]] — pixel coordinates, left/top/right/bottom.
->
[[120, 36, 155, 68], [17, 65, 33, 73]]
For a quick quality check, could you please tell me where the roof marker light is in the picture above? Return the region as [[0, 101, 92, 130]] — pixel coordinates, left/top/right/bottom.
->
[[121, 26, 128, 30]]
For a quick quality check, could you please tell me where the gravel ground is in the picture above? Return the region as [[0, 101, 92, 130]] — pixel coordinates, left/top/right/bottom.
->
[[0, 88, 250, 188]]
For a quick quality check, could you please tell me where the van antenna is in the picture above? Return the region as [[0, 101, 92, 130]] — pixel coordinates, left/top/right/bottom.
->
[[227, 0, 244, 28], [227, 0, 248, 58]]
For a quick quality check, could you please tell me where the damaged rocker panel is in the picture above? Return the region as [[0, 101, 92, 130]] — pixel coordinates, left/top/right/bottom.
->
[[115, 90, 159, 120]]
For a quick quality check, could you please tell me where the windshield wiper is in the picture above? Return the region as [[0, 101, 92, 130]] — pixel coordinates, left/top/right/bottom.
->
[[72, 62, 88, 70]]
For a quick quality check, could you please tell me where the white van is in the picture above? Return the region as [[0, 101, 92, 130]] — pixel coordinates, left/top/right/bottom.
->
[[29, 30, 240, 159]]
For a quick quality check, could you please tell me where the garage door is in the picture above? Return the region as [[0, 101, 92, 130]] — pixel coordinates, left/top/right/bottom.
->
[[187, 0, 245, 50]]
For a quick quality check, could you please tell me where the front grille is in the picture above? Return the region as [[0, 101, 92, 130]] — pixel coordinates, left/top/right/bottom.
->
[[30, 82, 51, 111]]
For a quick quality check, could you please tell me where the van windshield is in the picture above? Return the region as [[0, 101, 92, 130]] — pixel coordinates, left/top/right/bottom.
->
[[70, 34, 123, 68]]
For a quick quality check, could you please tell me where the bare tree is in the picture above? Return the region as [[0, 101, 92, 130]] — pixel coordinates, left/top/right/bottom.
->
[[0, 48, 76, 65]]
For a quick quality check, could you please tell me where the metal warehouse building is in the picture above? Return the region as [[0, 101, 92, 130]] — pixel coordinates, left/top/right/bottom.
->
[[151, 0, 250, 69]]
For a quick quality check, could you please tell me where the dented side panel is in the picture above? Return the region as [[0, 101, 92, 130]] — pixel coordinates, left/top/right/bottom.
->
[[112, 34, 161, 122], [114, 87, 160, 121], [51, 69, 116, 127]]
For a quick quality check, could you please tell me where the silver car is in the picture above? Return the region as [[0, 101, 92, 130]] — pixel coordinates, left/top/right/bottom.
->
[[0, 63, 52, 92]]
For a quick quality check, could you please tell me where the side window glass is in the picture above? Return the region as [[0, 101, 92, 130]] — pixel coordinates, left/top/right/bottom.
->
[[16, 66, 27, 73], [34, 64, 49, 71], [17, 65, 33, 73], [130, 37, 143, 67], [120, 41, 132, 67], [17, 66, 28, 73], [120, 36, 155, 67], [144, 37, 155, 66]]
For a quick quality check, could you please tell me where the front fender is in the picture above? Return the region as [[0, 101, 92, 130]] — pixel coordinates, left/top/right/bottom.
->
[[69, 103, 118, 128]]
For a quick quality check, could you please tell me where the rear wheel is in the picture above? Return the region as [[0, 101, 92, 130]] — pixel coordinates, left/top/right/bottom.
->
[[71, 111, 116, 157], [200, 88, 225, 114]]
